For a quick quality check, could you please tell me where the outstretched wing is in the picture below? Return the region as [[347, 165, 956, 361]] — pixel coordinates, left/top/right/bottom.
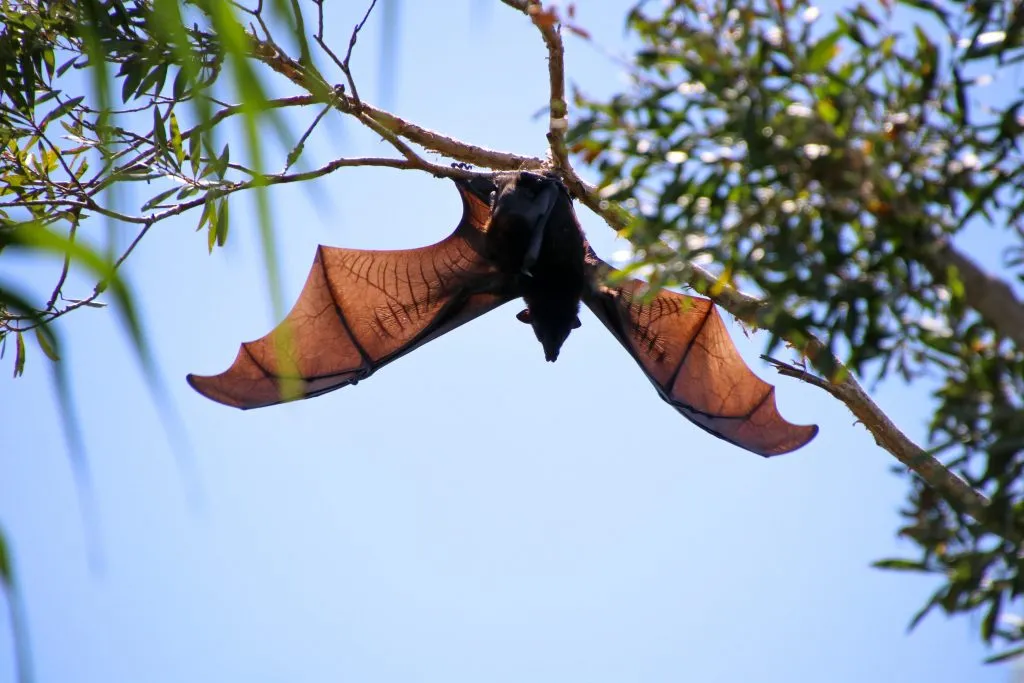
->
[[188, 178, 515, 409], [584, 254, 817, 457]]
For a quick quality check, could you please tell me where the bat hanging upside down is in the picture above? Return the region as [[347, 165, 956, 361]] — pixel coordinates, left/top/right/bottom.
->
[[188, 171, 817, 456]]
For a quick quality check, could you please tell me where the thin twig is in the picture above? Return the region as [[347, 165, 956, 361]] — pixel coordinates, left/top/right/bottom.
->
[[349, 107, 468, 177], [231, 0, 271, 42], [45, 212, 79, 311], [312, 0, 346, 74], [282, 103, 330, 173], [761, 355, 832, 392], [315, 0, 378, 106]]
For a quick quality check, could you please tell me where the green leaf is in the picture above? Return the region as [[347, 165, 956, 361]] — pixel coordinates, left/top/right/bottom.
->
[[172, 66, 190, 100], [982, 593, 1002, 642], [34, 327, 60, 361], [56, 55, 77, 79], [142, 186, 183, 212], [13, 330, 25, 378], [816, 99, 839, 124], [39, 96, 84, 130], [119, 56, 144, 103], [984, 644, 1024, 664], [152, 106, 167, 152], [0, 523, 33, 683], [872, 558, 931, 572], [42, 47, 55, 80], [137, 62, 169, 98], [189, 130, 202, 176], [0, 527, 10, 587], [215, 197, 230, 248], [807, 30, 842, 72], [204, 199, 218, 252], [907, 588, 943, 631], [169, 111, 184, 166], [285, 142, 304, 169]]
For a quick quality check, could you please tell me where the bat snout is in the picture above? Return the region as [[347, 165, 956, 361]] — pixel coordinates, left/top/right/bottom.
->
[[537, 325, 572, 363]]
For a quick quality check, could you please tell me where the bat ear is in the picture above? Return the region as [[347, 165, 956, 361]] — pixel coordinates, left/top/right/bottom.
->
[[518, 309, 579, 328], [453, 175, 497, 204]]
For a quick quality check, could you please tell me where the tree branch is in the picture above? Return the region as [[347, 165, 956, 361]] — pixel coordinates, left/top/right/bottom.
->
[[510, 0, 571, 170], [923, 240, 1024, 349], [246, 33, 541, 173], [762, 355, 1001, 533]]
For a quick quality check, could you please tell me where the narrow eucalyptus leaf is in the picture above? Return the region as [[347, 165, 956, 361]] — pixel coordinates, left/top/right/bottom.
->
[[13, 330, 26, 378], [34, 327, 60, 361]]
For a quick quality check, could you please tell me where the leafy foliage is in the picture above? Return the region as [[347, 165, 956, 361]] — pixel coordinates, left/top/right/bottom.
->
[[571, 0, 1024, 662], [0, 0, 315, 382]]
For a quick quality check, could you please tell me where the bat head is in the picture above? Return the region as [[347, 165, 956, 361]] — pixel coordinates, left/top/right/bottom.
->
[[489, 172, 561, 241], [534, 311, 575, 362], [516, 307, 582, 362]]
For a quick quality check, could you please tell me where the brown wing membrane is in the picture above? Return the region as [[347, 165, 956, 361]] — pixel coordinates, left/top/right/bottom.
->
[[188, 180, 513, 409], [584, 257, 817, 457]]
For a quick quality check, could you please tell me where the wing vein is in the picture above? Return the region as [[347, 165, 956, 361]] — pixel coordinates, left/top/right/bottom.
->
[[241, 343, 273, 378], [320, 248, 374, 371], [666, 299, 713, 391]]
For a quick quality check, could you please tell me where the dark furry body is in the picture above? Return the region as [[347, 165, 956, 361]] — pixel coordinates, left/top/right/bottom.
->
[[479, 172, 587, 361]]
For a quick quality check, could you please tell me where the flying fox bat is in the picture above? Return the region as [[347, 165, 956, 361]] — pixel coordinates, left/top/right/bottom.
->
[[188, 171, 817, 456]]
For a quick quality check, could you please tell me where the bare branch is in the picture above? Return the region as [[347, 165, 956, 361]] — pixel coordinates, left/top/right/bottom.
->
[[359, 103, 541, 170], [45, 214, 78, 311], [504, 1, 571, 170], [231, 0, 272, 42], [532, 6, 569, 169], [312, 0, 378, 105], [312, 0, 346, 75], [762, 355, 1002, 533], [339, 0, 378, 105]]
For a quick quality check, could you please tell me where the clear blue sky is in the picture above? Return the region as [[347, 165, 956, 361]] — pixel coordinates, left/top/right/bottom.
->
[[0, 2, 1014, 682]]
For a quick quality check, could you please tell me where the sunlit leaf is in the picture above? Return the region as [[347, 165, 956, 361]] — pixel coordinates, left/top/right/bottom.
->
[[169, 111, 184, 166]]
